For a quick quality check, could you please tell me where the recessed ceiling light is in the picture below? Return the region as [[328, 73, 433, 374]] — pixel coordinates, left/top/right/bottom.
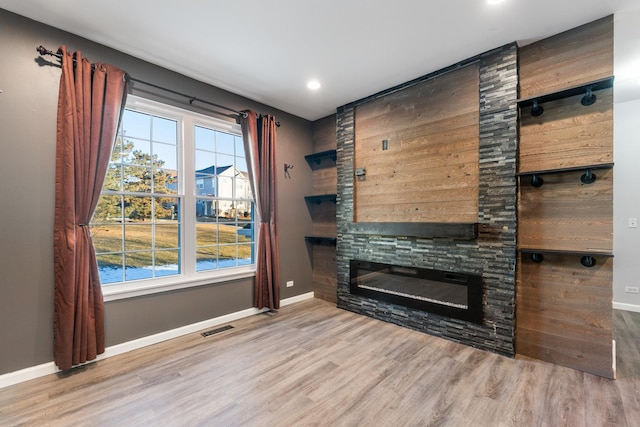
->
[[307, 80, 321, 90]]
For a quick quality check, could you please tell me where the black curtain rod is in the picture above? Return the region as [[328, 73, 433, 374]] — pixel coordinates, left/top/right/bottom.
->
[[36, 46, 281, 126]]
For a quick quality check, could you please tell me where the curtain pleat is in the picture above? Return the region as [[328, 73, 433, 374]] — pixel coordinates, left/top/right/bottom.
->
[[53, 46, 128, 370], [240, 111, 281, 310]]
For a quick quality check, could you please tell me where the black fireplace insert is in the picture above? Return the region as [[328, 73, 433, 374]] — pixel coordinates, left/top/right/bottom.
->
[[350, 260, 483, 324]]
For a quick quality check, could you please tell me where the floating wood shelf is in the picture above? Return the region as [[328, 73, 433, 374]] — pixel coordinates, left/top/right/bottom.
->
[[517, 76, 614, 111], [349, 222, 478, 240], [304, 235, 337, 245], [304, 150, 337, 168], [517, 163, 613, 177], [519, 248, 613, 266], [518, 248, 613, 257], [304, 194, 337, 204], [517, 163, 613, 187]]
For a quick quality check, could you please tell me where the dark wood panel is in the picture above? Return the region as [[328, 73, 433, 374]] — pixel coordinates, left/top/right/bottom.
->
[[518, 169, 612, 252], [312, 245, 337, 303], [311, 115, 337, 154], [354, 63, 479, 223], [519, 15, 613, 99], [309, 202, 337, 237], [519, 89, 613, 172], [516, 254, 613, 378], [312, 168, 337, 195]]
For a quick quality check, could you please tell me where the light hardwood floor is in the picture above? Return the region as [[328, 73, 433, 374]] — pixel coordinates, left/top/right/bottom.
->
[[1, 299, 639, 426]]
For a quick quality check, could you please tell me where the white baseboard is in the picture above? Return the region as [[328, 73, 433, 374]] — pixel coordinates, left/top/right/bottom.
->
[[0, 292, 314, 389], [613, 302, 640, 313]]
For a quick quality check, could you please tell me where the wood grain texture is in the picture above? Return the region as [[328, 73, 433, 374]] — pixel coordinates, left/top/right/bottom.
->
[[311, 245, 337, 303], [309, 114, 337, 303], [1, 299, 639, 425], [519, 15, 613, 99], [516, 253, 613, 378], [519, 88, 613, 172], [518, 168, 612, 252], [311, 114, 337, 154], [354, 63, 479, 223]]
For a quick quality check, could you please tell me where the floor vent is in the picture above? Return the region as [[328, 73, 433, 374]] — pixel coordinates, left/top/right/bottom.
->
[[201, 325, 234, 338]]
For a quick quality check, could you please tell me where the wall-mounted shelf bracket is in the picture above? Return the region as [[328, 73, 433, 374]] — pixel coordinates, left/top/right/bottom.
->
[[519, 248, 612, 267], [517, 76, 613, 117], [304, 150, 337, 168], [304, 194, 337, 205], [518, 163, 613, 187]]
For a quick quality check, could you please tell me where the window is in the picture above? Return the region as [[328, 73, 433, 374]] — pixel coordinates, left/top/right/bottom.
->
[[91, 96, 255, 299]]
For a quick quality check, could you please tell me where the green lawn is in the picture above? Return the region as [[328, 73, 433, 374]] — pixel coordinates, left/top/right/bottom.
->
[[91, 221, 252, 267]]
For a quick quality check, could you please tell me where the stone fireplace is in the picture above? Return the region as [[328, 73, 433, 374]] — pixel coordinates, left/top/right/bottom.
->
[[335, 44, 518, 357]]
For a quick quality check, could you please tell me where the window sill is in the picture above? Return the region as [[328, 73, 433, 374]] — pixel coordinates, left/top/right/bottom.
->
[[102, 266, 256, 302]]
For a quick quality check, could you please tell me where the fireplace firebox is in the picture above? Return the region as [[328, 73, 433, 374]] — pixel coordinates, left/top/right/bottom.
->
[[350, 260, 483, 324]]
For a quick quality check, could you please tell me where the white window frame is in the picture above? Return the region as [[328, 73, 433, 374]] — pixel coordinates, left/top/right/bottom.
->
[[100, 95, 256, 302]]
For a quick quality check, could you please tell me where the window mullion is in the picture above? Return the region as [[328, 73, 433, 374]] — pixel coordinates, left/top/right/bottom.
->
[[182, 116, 196, 275]]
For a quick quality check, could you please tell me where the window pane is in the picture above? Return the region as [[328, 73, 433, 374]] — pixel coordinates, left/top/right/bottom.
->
[[153, 168, 178, 194], [195, 150, 215, 171], [217, 154, 234, 169], [152, 116, 177, 144], [155, 224, 179, 249], [196, 221, 218, 246], [236, 156, 248, 173], [155, 250, 180, 277], [97, 254, 124, 284], [104, 165, 123, 192], [196, 247, 218, 272], [218, 244, 237, 268], [235, 135, 244, 157], [216, 132, 235, 155], [237, 244, 254, 265], [153, 142, 177, 170], [124, 224, 153, 251], [125, 252, 153, 281], [124, 196, 153, 220], [218, 175, 233, 200], [93, 195, 122, 223], [237, 222, 252, 243], [195, 126, 214, 151], [218, 222, 237, 244], [122, 138, 151, 165], [123, 110, 151, 139], [195, 173, 215, 196], [123, 166, 152, 193], [92, 224, 123, 254], [155, 197, 179, 221]]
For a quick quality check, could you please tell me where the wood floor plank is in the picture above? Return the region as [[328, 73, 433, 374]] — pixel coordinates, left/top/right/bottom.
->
[[1, 300, 640, 426]]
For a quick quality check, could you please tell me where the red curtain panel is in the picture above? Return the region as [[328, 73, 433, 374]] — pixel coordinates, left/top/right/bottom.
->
[[53, 46, 128, 370], [240, 111, 281, 310]]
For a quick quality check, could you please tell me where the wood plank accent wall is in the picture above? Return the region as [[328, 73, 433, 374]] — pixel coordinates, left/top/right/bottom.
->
[[310, 115, 337, 303], [516, 16, 614, 378], [519, 15, 613, 99], [518, 169, 613, 253], [519, 89, 613, 172], [353, 63, 479, 223], [517, 254, 613, 379]]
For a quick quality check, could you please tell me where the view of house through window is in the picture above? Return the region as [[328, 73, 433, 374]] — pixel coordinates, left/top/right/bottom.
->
[[91, 96, 255, 287]]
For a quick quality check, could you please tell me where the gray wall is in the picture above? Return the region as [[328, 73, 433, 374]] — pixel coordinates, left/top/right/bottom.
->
[[0, 9, 313, 375]]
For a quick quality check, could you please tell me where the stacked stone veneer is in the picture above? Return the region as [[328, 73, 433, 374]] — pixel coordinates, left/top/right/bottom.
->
[[336, 44, 518, 357]]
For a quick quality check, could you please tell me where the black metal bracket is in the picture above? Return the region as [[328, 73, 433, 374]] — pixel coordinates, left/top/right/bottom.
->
[[530, 174, 544, 187], [531, 253, 544, 263], [581, 86, 597, 106], [580, 256, 596, 268], [530, 99, 544, 117], [580, 169, 596, 184]]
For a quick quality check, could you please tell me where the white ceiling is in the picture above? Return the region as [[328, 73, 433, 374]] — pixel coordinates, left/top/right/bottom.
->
[[1, 0, 639, 120]]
